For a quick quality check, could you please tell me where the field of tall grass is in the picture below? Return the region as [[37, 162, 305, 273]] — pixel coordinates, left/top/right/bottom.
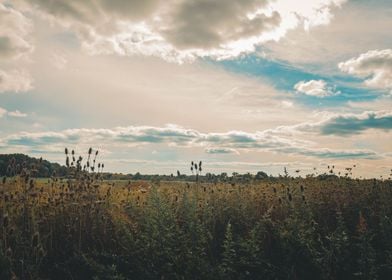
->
[[1, 150, 392, 279]]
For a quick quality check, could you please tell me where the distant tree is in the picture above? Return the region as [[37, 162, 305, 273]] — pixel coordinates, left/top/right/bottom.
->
[[0, 154, 68, 178], [255, 171, 268, 180], [220, 172, 228, 181], [133, 172, 142, 180]]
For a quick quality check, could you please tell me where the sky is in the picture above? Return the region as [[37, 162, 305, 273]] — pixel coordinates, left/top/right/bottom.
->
[[0, 0, 391, 177]]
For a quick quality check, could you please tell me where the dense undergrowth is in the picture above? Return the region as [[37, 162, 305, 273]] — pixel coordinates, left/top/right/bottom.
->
[[1, 152, 392, 279]]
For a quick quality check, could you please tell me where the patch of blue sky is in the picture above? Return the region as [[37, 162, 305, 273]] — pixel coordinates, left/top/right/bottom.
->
[[0, 91, 86, 130], [0, 92, 41, 113], [296, 86, 380, 109], [207, 55, 382, 108], [211, 55, 321, 92]]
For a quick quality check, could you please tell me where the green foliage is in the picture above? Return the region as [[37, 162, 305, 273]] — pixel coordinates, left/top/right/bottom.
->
[[220, 222, 237, 279]]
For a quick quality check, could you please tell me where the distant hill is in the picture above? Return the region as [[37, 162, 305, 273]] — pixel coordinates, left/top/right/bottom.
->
[[0, 154, 68, 177]]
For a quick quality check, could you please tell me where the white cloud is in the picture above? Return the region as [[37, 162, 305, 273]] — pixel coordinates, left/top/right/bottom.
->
[[268, 0, 347, 31], [17, 0, 347, 62], [339, 49, 392, 92], [0, 107, 28, 118], [0, 69, 33, 93], [7, 110, 27, 117], [294, 79, 338, 97]]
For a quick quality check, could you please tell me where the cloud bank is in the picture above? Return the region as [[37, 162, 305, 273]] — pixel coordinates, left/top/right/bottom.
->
[[276, 111, 392, 136], [1, 122, 383, 160], [318, 111, 392, 136]]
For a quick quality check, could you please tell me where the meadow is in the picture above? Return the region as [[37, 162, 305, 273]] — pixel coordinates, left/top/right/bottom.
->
[[1, 152, 392, 279]]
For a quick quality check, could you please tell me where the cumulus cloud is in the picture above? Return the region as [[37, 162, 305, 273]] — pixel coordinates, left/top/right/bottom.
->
[[0, 3, 33, 59], [0, 123, 380, 159], [17, 0, 347, 62], [0, 107, 28, 118], [339, 49, 392, 92], [294, 79, 339, 97], [162, 0, 280, 49], [0, 69, 33, 93]]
